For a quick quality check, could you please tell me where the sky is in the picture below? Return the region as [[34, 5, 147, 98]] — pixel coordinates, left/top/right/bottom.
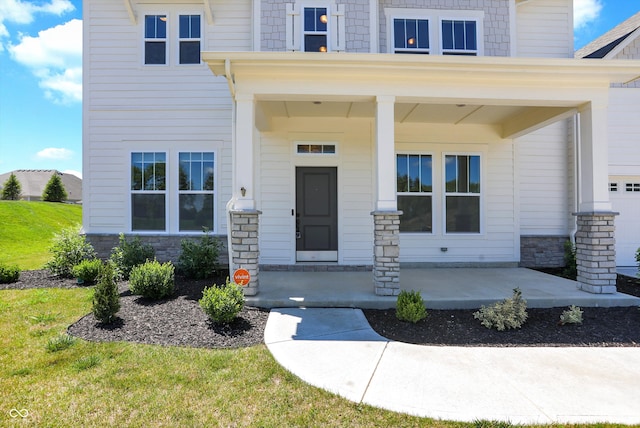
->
[[0, 0, 639, 180]]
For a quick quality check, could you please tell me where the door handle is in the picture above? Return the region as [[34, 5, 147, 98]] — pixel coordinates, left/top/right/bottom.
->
[[296, 231, 301, 239]]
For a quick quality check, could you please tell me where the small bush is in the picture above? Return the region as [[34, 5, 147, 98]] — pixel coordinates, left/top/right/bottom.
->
[[396, 290, 427, 323], [109, 233, 155, 280], [44, 226, 96, 278], [199, 279, 245, 324], [559, 305, 583, 325], [562, 240, 577, 280], [177, 230, 221, 280], [636, 247, 640, 270], [92, 262, 120, 324], [46, 334, 76, 352], [71, 259, 103, 284], [0, 263, 20, 284], [129, 260, 175, 299], [473, 288, 528, 331]]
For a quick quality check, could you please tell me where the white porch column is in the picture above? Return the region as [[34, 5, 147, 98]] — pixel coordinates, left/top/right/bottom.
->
[[375, 95, 397, 210], [234, 93, 256, 210], [578, 101, 611, 213]]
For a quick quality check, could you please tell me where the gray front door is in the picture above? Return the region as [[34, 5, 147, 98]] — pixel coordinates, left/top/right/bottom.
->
[[296, 167, 338, 262]]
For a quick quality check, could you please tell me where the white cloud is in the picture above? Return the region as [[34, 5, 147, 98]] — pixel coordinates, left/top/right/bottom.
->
[[9, 19, 82, 104], [574, 0, 603, 30], [63, 169, 82, 179], [36, 147, 74, 160], [0, 0, 75, 45]]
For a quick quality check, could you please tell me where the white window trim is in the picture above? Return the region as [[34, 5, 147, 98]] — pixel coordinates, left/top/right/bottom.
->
[[396, 152, 434, 235], [385, 8, 484, 56], [141, 9, 205, 67], [442, 152, 484, 235]]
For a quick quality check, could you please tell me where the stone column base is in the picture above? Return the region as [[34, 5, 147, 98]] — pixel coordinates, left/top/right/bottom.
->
[[230, 210, 261, 296], [371, 211, 402, 296], [573, 212, 618, 294]]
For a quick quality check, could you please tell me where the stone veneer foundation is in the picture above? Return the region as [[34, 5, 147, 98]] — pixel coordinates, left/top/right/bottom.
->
[[371, 211, 402, 296], [230, 210, 261, 296], [574, 212, 618, 294], [519, 235, 569, 268]]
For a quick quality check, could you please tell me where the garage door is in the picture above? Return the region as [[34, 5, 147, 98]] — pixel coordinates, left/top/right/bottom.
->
[[610, 179, 640, 266]]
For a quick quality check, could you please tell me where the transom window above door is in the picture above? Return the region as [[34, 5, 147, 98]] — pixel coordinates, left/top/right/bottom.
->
[[386, 9, 484, 56]]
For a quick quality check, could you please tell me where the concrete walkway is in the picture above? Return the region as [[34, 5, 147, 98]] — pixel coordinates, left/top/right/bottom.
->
[[265, 307, 640, 425]]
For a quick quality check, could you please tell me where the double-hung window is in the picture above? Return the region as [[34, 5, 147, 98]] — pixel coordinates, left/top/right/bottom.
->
[[445, 154, 481, 233], [144, 15, 167, 65], [397, 154, 433, 233], [441, 20, 478, 55], [178, 152, 215, 231], [179, 14, 201, 64], [131, 152, 166, 231], [303, 7, 328, 52], [393, 19, 430, 54]]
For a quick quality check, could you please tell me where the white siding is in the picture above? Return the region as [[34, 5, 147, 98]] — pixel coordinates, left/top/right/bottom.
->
[[517, 120, 571, 235], [608, 88, 640, 176], [515, 0, 572, 58], [84, 0, 251, 234]]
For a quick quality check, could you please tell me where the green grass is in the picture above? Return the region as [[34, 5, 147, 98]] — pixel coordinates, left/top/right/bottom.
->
[[0, 201, 82, 269]]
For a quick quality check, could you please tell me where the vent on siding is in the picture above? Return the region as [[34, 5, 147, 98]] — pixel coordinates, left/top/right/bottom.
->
[[610, 182, 618, 192], [625, 183, 640, 192], [296, 144, 336, 154]]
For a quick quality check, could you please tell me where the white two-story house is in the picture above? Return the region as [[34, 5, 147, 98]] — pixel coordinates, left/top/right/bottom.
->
[[82, 0, 640, 296]]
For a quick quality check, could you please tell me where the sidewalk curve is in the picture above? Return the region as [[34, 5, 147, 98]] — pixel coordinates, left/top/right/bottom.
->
[[264, 308, 640, 425]]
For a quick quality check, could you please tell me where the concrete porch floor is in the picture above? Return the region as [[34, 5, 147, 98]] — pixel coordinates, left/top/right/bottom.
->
[[245, 268, 640, 309]]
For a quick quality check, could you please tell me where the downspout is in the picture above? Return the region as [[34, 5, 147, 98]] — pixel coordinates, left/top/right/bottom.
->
[[225, 59, 237, 272], [570, 113, 581, 245]]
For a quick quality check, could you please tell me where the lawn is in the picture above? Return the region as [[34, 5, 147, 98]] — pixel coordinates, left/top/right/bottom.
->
[[0, 201, 82, 270], [0, 287, 449, 427]]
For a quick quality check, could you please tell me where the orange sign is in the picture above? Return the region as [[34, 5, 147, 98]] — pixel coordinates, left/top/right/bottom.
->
[[233, 268, 251, 286]]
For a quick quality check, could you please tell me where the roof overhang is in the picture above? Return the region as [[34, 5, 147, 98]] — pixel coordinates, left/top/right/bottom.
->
[[203, 52, 640, 139]]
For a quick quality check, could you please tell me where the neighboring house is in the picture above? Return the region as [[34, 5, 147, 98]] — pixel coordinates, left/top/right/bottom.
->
[[576, 12, 640, 267], [0, 170, 82, 203], [83, 0, 640, 296]]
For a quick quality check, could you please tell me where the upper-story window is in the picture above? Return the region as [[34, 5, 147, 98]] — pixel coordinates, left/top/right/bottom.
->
[[145, 15, 167, 65], [393, 19, 430, 54], [179, 15, 201, 64], [286, 2, 345, 52], [387, 9, 484, 56], [304, 7, 328, 52], [442, 20, 477, 55]]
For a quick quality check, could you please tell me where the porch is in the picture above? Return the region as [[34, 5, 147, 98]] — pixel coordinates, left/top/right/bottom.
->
[[245, 267, 640, 309]]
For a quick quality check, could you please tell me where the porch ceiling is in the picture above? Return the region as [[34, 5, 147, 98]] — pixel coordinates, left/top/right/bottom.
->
[[204, 52, 640, 139]]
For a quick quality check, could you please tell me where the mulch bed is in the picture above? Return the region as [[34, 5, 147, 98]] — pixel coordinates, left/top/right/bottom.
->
[[2, 269, 640, 348]]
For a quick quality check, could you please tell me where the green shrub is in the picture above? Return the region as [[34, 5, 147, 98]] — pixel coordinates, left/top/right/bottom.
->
[[71, 259, 103, 284], [129, 260, 175, 299], [636, 247, 640, 270], [395, 290, 427, 323], [473, 288, 528, 331], [92, 262, 120, 324], [199, 279, 245, 324], [44, 226, 96, 278], [0, 263, 20, 284], [109, 233, 155, 280], [559, 305, 583, 325], [562, 240, 577, 280], [46, 334, 76, 352], [177, 230, 221, 279]]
